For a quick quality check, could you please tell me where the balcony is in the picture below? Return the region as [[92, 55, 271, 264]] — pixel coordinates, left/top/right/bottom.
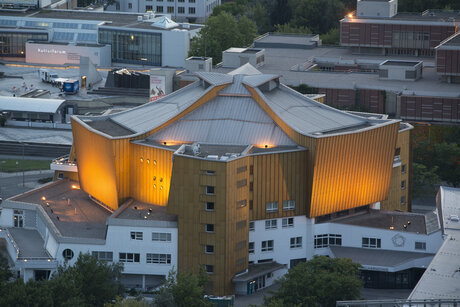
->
[[50, 155, 78, 172]]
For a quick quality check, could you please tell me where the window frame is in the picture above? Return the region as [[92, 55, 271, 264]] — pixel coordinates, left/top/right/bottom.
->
[[265, 201, 278, 213], [261, 240, 274, 252], [290, 237, 302, 248], [265, 219, 277, 230], [119, 252, 140, 263], [282, 217, 294, 228], [283, 200, 295, 211]]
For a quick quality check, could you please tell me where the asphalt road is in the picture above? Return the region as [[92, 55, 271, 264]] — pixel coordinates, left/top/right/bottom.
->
[[0, 170, 54, 200]]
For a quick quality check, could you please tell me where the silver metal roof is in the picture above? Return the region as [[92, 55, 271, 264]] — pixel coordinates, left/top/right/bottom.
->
[[219, 74, 251, 95], [243, 74, 280, 88], [148, 95, 296, 146], [195, 72, 233, 86], [409, 187, 460, 300], [0, 97, 65, 114], [261, 84, 376, 135]]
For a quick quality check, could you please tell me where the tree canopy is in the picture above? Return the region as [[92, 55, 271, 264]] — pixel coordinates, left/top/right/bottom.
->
[[0, 253, 124, 307], [189, 12, 257, 64], [263, 256, 363, 307]]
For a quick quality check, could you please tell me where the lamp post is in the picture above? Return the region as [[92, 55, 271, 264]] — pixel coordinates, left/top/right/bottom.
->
[[19, 142, 26, 187]]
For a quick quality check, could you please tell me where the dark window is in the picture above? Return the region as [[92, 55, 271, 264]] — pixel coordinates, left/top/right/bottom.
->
[[146, 5, 153, 10], [206, 186, 215, 195], [206, 202, 214, 211], [248, 242, 254, 253], [167, 6, 174, 13], [405, 70, 416, 79], [62, 249, 74, 260], [188, 7, 195, 14], [205, 265, 214, 273], [205, 245, 214, 254], [119, 253, 140, 263], [156, 6, 163, 12], [205, 224, 214, 232], [128, 3, 132, 8], [92, 251, 113, 261], [415, 242, 426, 250]]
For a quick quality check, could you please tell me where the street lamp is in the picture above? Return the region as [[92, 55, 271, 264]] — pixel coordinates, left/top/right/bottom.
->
[[19, 142, 27, 187]]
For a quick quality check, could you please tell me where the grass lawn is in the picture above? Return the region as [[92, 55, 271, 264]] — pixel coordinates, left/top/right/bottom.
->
[[0, 159, 51, 173]]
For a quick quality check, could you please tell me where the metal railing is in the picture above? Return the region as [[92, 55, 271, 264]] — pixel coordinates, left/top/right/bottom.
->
[[337, 299, 460, 307]]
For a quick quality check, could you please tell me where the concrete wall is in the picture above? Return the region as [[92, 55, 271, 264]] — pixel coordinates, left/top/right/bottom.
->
[[25, 42, 111, 66], [161, 30, 191, 67], [357, 0, 397, 18]]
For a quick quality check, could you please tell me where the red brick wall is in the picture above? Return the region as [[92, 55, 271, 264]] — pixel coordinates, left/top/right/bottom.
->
[[359, 89, 384, 113], [401, 95, 460, 122], [319, 88, 384, 114]]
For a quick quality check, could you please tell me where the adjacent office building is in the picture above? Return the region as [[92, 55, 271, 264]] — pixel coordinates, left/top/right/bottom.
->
[[340, 0, 458, 56], [0, 65, 430, 296], [0, 9, 202, 67]]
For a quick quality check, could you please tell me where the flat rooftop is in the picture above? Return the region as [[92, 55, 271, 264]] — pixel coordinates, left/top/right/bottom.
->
[[255, 33, 318, 48], [0, 9, 201, 31], [330, 209, 435, 234], [437, 32, 460, 50], [381, 60, 421, 67], [84, 118, 135, 137], [9, 228, 50, 258], [180, 144, 249, 160], [114, 200, 177, 222], [12, 179, 110, 239]]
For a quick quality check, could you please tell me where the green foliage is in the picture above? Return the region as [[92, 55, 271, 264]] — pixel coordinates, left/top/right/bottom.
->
[[412, 163, 440, 198], [264, 256, 362, 307], [106, 297, 151, 307], [0, 254, 13, 284], [431, 142, 460, 187], [398, 0, 460, 12], [274, 23, 311, 35], [152, 269, 210, 307], [189, 12, 257, 64], [291, 0, 345, 34], [320, 28, 340, 45], [0, 253, 124, 307], [0, 114, 6, 126]]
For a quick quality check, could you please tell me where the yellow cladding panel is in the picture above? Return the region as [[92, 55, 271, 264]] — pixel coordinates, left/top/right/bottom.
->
[[309, 123, 399, 217], [130, 143, 174, 206], [71, 118, 119, 210]]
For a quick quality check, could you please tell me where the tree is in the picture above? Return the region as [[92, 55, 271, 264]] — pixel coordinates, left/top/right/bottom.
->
[[152, 269, 211, 307], [275, 23, 311, 35], [0, 254, 12, 284], [432, 142, 460, 187], [320, 28, 340, 45], [189, 12, 257, 64], [412, 162, 440, 198], [264, 256, 362, 307], [292, 0, 345, 34]]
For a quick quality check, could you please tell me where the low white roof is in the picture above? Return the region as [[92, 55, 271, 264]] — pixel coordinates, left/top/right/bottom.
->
[[0, 97, 66, 114]]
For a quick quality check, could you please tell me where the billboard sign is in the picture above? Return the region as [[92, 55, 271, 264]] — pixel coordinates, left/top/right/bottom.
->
[[150, 75, 166, 102]]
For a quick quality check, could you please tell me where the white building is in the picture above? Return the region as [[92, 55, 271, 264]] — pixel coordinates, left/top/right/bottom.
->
[[107, 0, 220, 23]]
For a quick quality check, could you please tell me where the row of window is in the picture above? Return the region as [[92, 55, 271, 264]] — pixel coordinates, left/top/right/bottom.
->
[[314, 234, 342, 248], [248, 237, 303, 254], [248, 217, 294, 231], [266, 200, 295, 212], [130, 231, 172, 242], [119, 252, 171, 264], [147, 6, 196, 13]]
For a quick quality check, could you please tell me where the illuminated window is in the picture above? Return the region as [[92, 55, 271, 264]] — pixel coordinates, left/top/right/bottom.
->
[[153, 184, 156, 189], [290, 237, 302, 248], [362, 237, 381, 248], [282, 218, 294, 228], [119, 253, 140, 263], [62, 249, 74, 260], [146, 159, 150, 164], [13, 210, 24, 228], [130, 231, 143, 240], [153, 160, 157, 165], [261, 240, 274, 252], [140, 157, 143, 163], [205, 224, 214, 233], [283, 200, 295, 211], [205, 245, 214, 254], [146, 253, 171, 264], [152, 232, 171, 241], [266, 202, 278, 212], [265, 219, 277, 230]]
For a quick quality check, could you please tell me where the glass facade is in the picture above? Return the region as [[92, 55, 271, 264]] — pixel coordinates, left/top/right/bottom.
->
[[0, 31, 48, 57], [99, 29, 161, 66]]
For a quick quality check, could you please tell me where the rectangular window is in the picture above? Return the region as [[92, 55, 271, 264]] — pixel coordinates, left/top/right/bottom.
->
[[13, 210, 24, 228], [178, 0, 184, 2], [266, 202, 278, 213], [290, 237, 302, 248], [362, 237, 381, 248], [415, 242, 426, 250], [282, 217, 294, 228], [205, 265, 214, 274], [265, 219, 277, 230], [119, 253, 140, 263], [128, 3, 132, 8], [401, 196, 406, 205], [146, 5, 153, 10], [248, 242, 254, 253], [314, 234, 341, 248], [249, 221, 255, 231], [283, 200, 295, 211], [152, 232, 171, 242], [92, 251, 113, 261], [146, 253, 171, 264], [205, 245, 214, 254], [261, 240, 274, 252], [206, 186, 215, 195], [401, 164, 406, 174], [401, 180, 406, 190], [188, 7, 195, 14], [206, 224, 214, 233], [206, 202, 214, 211], [379, 69, 388, 78], [206, 170, 215, 175], [167, 6, 174, 13], [188, 0, 195, 2], [237, 179, 247, 188], [156, 6, 163, 12], [130, 231, 143, 240], [237, 200, 247, 208]]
